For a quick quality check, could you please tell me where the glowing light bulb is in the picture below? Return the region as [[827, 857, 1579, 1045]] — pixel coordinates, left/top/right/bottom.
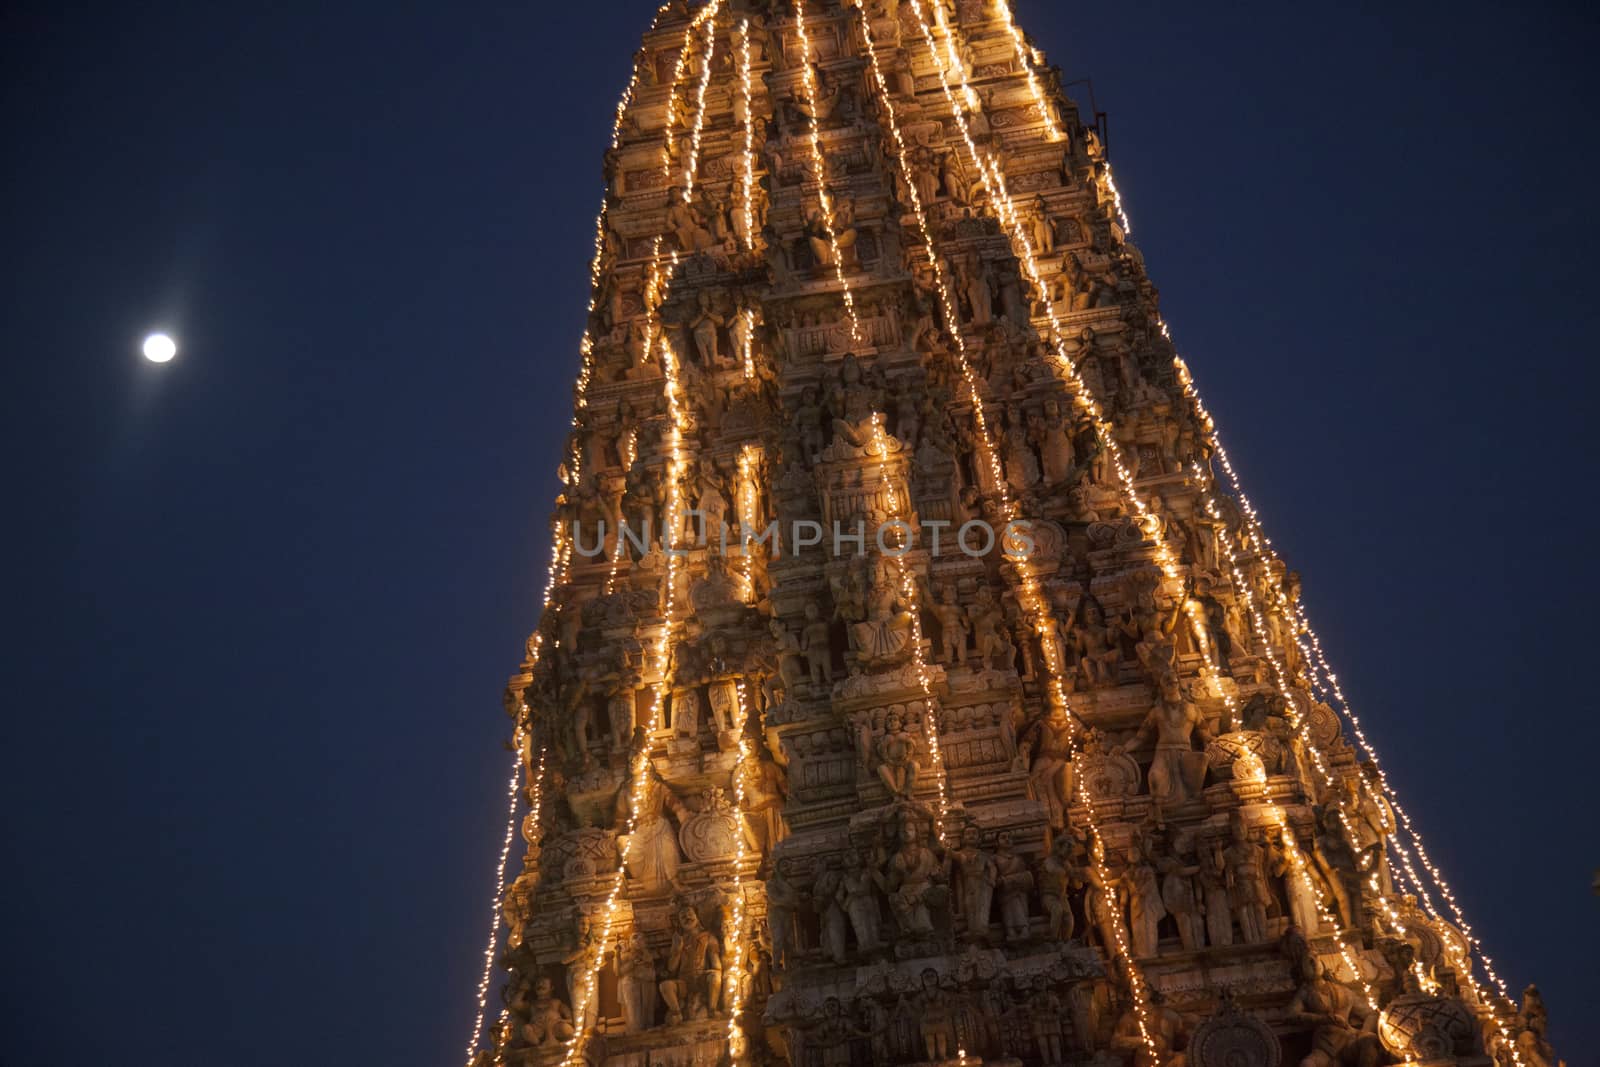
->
[[141, 332, 176, 363]]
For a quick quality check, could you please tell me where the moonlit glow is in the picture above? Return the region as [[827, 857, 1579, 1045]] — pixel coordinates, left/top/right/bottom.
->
[[142, 333, 176, 363]]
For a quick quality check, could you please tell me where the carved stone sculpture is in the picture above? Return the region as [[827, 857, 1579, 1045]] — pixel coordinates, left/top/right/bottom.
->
[[1287, 963, 1384, 1067], [617, 931, 659, 1034], [950, 823, 997, 942], [659, 902, 723, 1024], [873, 709, 920, 800], [993, 830, 1034, 942], [519, 976, 576, 1048], [1123, 675, 1212, 814]]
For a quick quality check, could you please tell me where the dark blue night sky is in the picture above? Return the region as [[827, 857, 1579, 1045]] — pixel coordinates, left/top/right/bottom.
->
[[4, 1, 1596, 1063]]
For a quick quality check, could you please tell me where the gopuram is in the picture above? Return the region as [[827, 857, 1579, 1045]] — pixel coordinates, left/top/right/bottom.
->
[[461, 2, 1562, 1066]]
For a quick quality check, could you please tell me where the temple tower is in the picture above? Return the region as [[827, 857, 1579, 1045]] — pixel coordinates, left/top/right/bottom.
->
[[464, 2, 1557, 1066]]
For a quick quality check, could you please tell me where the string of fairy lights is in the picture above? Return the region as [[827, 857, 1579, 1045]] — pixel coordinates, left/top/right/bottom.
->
[[791, 0, 865, 347], [601, 4, 720, 600], [472, 3, 727, 1062], [721, 33, 770, 1047], [572, 2, 678, 469], [453, 7, 677, 1031], [561, 320, 694, 1067], [866, 412, 953, 840], [991, 0, 1061, 141], [735, 19, 759, 252], [734, 444, 761, 602], [1082, 54, 1524, 1023], [467, 523, 577, 1064], [1172, 391, 1528, 1055], [1027, 0, 1434, 1039], [682, 12, 719, 196], [1177, 470, 1391, 1007], [558, 5, 732, 1061], [851, 31, 1136, 1040], [721, 678, 759, 1061], [464, 724, 530, 1065], [968, 0, 1525, 1038], [859, 4, 1211, 1057], [896, 2, 1170, 1054], [898, 0, 1484, 1054]]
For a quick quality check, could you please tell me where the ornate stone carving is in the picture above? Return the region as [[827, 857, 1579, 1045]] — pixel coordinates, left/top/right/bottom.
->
[[679, 787, 745, 863], [1188, 996, 1281, 1067], [475, 6, 1559, 1065], [1379, 990, 1479, 1061]]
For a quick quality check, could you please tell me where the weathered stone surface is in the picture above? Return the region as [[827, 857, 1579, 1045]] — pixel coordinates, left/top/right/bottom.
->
[[468, 3, 1552, 1065]]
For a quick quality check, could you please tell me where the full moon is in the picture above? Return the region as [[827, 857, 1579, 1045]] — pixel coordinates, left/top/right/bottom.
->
[[142, 332, 177, 363]]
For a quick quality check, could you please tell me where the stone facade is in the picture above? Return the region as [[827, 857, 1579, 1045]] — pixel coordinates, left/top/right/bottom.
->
[[469, 2, 1558, 1066]]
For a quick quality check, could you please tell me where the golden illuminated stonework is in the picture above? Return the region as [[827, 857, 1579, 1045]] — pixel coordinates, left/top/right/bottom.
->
[[462, 2, 1557, 1066]]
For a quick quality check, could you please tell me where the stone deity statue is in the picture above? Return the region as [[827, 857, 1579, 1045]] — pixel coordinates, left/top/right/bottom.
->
[[616, 931, 658, 1034], [994, 830, 1035, 942], [949, 824, 997, 942], [1223, 814, 1271, 944], [658, 904, 723, 1024], [873, 709, 921, 800], [519, 976, 577, 1048]]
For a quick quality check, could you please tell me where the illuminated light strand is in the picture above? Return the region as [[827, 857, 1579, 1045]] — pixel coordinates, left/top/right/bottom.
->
[[1129, 477, 1379, 1002], [602, 0, 722, 600], [856, 2, 1077, 866], [464, 515, 578, 1064], [559, 5, 722, 1059], [571, 0, 675, 434], [792, 0, 865, 346], [905, 5, 1370, 1056], [867, 413, 952, 841], [851, 0, 1010, 518], [1178, 559, 1378, 1005], [910, 3, 1298, 779], [1169, 340, 1486, 952], [487, 743, 552, 1065], [722, 679, 758, 1060], [1166, 341, 1527, 1047], [1367, 871, 1441, 995], [735, 20, 760, 250], [1100, 162, 1132, 238], [734, 444, 762, 602], [609, 9, 668, 151], [1144, 529, 1379, 1005], [1187, 463, 1522, 1054], [561, 322, 696, 1067], [1070, 763, 1163, 1063], [881, 4, 1354, 1055], [898, 5, 1186, 1055], [908, 0, 1187, 592], [991, 0, 1061, 140], [661, 2, 723, 198], [680, 12, 720, 200], [927, 0, 980, 115], [1279, 571, 1520, 1003], [895, 21, 1157, 1059], [464, 727, 533, 1066], [1166, 337, 1498, 1003], [1204, 476, 1522, 1057], [1178, 457, 1397, 968], [1286, 575, 1525, 1041], [913, 0, 1183, 753], [572, 3, 675, 441], [855, 0, 1091, 795], [852, 0, 1069, 682], [740, 306, 757, 380]]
